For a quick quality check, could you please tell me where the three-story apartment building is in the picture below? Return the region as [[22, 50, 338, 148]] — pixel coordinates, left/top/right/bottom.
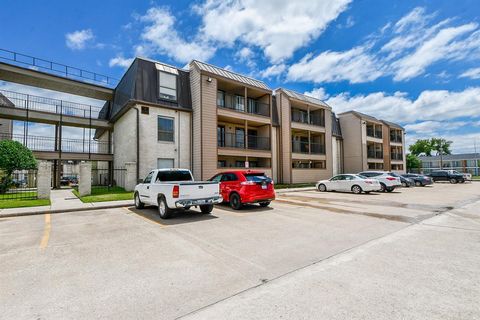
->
[[338, 111, 406, 173]]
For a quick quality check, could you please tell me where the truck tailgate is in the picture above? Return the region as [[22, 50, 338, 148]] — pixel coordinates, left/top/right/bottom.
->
[[178, 182, 220, 199]]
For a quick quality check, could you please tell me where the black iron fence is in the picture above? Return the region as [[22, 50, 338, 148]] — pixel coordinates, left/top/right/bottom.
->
[[0, 170, 37, 200], [91, 168, 126, 191], [292, 141, 326, 154], [0, 132, 111, 154], [0, 89, 103, 119], [0, 48, 118, 87]]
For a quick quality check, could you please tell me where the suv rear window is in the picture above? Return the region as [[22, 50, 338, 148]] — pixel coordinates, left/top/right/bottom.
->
[[156, 170, 192, 182], [244, 173, 271, 183]]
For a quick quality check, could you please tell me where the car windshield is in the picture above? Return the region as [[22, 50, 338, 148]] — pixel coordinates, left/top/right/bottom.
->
[[156, 170, 192, 182], [357, 175, 368, 179], [245, 173, 271, 183]]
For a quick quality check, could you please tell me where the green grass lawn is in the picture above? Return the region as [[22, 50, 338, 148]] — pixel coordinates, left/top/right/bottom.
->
[[274, 183, 316, 189], [72, 186, 133, 203], [0, 198, 50, 209]]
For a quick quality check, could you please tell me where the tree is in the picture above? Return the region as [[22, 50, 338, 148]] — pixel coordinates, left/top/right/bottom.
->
[[409, 139, 433, 156], [0, 140, 37, 194], [406, 154, 421, 172], [430, 138, 452, 156]]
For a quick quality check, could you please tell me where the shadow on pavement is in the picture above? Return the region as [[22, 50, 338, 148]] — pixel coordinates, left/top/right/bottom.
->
[[124, 206, 218, 226]]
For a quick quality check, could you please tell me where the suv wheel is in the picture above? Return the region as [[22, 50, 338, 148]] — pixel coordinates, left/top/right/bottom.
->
[[134, 192, 144, 209], [449, 178, 457, 184], [229, 193, 242, 210], [158, 196, 172, 219]]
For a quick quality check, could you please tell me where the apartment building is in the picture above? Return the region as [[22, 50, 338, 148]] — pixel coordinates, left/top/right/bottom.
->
[[419, 153, 480, 175], [275, 88, 335, 183], [338, 111, 406, 173], [189, 60, 276, 181]]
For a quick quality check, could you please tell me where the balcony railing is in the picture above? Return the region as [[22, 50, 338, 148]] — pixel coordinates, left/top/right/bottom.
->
[[0, 89, 104, 119], [292, 141, 325, 154], [391, 153, 403, 161], [291, 109, 325, 127], [367, 150, 383, 159], [218, 133, 270, 151], [367, 128, 383, 139], [217, 92, 270, 117], [0, 132, 111, 154], [390, 135, 403, 143]]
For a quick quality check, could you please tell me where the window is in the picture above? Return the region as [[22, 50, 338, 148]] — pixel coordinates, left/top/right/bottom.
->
[[211, 174, 223, 182], [235, 160, 245, 168], [157, 158, 174, 169], [158, 116, 174, 142], [217, 126, 226, 147], [235, 95, 245, 112], [217, 90, 225, 107], [221, 173, 238, 181], [217, 160, 226, 168], [141, 106, 149, 115], [143, 171, 154, 183], [159, 71, 177, 101], [156, 170, 192, 182]]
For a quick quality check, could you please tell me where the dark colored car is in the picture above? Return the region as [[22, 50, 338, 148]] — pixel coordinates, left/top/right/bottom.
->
[[427, 170, 465, 184], [60, 175, 78, 186], [209, 170, 275, 210], [390, 172, 415, 188], [402, 173, 433, 187]]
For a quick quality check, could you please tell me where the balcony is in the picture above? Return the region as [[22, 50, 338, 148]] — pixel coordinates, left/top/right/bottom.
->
[[218, 132, 270, 151], [291, 108, 325, 127], [367, 150, 383, 159], [217, 92, 270, 117], [291, 141, 325, 154], [391, 153, 403, 161], [366, 123, 383, 139], [390, 131, 403, 143]]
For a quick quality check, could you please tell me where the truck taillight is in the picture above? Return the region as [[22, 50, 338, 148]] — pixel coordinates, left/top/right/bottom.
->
[[173, 185, 179, 198]]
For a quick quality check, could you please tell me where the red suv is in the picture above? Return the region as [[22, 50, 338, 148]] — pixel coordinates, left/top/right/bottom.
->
[[209, 170, 276, 210]]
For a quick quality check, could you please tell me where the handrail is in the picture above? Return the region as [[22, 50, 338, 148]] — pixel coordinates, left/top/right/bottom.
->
[[0, 48, 118, 87]]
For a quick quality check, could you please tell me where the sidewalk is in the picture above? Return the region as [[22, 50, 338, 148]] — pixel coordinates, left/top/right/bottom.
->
[[0, 189, 133, 218]]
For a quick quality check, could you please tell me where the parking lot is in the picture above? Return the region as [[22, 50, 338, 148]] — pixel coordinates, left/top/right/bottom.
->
[[1, 183, 480, 319]]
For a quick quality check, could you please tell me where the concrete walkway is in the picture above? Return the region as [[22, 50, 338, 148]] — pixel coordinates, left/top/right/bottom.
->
[[0, 189, 133, 218]]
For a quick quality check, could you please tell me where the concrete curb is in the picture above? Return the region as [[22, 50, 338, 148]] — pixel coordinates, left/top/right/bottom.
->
[[0, 202, 134, 219], [276, 187, 316, 193]]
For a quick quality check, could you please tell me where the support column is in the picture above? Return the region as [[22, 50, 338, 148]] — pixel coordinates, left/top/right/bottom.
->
[[124, 162, 137, 192], [79, 162, 92, 196], [37, 161, 52, 199]]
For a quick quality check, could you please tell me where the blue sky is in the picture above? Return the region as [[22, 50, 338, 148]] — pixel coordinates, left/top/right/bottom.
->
[[1, 0, 480, 152]]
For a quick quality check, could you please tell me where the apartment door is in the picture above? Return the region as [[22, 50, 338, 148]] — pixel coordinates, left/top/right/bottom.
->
[[248, 129, 257, 149], [217, 126, 225, 147]]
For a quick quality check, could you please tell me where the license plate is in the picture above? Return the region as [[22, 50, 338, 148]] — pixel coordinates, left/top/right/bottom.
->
[[262, 184, 267, 190]]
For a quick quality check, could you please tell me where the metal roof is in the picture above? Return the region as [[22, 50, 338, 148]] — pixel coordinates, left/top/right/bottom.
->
[[191, 60, 270, 90], [331, 113, 343, 138], [419, 153, 480, 161], [338, 110, 381, 123], [155, 63, 179, 75], [280, 88, 329, 108], [381, 120, 404, 130]]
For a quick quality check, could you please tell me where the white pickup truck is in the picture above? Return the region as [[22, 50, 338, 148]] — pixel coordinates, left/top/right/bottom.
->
[[134, 169, 223, 219]]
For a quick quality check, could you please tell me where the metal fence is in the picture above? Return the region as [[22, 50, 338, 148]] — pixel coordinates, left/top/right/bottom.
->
[[0, 48, 118, 87], [91, 168, 126, 191], [0, 170, 37, 200], [0, 89, 103, 119]]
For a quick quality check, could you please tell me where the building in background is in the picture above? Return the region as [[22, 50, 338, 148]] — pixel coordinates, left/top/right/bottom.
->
[[418, 153, 480, 175], [338, 111, 406, 173]]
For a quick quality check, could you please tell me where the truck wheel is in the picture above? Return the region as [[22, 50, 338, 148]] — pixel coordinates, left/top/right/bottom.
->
[[158, 196, 172, 219], [200, 205, 213, 214], [229, 193, 242, 210], [134, 192, 144, 209], [449, 178, 457, 184]]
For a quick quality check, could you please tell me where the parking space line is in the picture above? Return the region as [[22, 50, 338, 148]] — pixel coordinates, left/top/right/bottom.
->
[[39, 213, 51, 250], [122, 207, 168, 227]]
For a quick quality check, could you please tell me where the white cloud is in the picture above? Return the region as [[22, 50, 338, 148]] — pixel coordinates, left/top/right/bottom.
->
[[109, 55, 134, 68], [328, 87, 480, 123], [287, 46, 382, 84], [137, 7, 215, 63], [259, 64, 286, 79], [65, 29, 94, 50], [195, 0, 352, 63], [404, 120, 469, 133], [392, 23, 478, 81], [304, 87, 329, 101], [285, 7, 480, 84], [459, 67, 480, 79]]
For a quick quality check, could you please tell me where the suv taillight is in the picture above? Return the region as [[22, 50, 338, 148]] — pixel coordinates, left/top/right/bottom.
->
[[172, 185, 179, 198], [241, 181, 256, 186], [386, 177, 397, 181]]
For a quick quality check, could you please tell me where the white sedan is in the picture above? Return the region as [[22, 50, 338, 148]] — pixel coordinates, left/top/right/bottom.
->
[[316, 174, 381, 194]]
